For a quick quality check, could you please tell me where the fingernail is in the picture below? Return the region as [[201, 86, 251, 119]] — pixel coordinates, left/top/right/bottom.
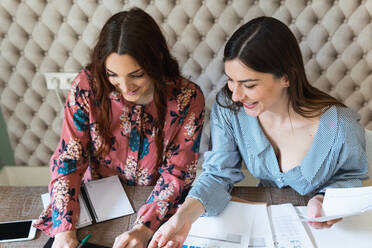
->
[[158, 239, 164, 247]]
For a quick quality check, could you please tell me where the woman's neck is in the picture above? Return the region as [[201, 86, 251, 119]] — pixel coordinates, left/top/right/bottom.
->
[[258, 93, 295, 126]]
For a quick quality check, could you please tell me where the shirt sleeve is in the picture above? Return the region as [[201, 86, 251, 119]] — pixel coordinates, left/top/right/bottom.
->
[[135, 83, 205, 231], [187, 100, 244, 216], [317, 115, 369, 193], [317, 130, 368, 193], [34, 70, 92, 236]]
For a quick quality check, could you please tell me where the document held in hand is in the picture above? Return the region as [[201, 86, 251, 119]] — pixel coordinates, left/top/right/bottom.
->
[[41, 175, 134, 228], [300, 186, 372, 222]]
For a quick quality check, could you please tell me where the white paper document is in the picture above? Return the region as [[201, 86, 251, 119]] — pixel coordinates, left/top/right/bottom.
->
[[299, 186, 372, 222], [249, 203, 275, 248], [268, 204, 314, 248], [183, 201, 274, 248], [296, 206, 372, 248], [84, 175, 134, 222]]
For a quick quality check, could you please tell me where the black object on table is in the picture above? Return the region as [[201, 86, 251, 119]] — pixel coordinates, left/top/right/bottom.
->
[[43, 237, 109, 248]]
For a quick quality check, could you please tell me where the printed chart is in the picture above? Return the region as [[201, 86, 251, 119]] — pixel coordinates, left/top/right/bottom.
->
[[183, 233, 244, 248]]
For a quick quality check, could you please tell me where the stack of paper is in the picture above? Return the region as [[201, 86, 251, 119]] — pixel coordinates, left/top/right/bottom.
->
[[184, 201, 315, 248], [183, 202, 275, 248], [300, 186, 372, 222]]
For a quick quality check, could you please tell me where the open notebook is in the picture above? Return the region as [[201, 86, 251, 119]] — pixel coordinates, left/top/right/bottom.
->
[[41, 175, 134, 228]]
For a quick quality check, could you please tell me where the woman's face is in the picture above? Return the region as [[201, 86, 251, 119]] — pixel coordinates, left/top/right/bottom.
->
[[105, 53, 154, 105], [225, 59, 289, 117]]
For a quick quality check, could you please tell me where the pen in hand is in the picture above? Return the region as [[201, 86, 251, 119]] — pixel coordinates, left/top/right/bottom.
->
[[76, 233, 91, 248]]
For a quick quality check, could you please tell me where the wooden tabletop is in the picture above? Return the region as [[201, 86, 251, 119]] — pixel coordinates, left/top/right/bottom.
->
[[0, 186, 310, 247]]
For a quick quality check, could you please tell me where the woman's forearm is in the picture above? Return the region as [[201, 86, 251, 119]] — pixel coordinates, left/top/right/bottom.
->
[[177, 197, 205, 224]]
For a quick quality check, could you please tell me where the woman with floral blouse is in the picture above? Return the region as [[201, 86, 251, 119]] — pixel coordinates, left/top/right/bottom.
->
[[34, 8, 205, 248]]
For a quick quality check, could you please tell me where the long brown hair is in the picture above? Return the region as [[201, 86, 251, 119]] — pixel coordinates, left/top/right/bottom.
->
[[87, 8, 180, 165], [218, 16, 345, 115]]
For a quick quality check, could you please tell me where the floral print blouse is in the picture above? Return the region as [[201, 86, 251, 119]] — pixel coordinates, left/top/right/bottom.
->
[[34, 69, 205, 236]]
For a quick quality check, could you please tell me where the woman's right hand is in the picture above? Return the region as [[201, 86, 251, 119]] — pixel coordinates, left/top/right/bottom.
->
[[148, 197, 205, 248], [148, 213, 192, 248], [52, 230, 79, 248]]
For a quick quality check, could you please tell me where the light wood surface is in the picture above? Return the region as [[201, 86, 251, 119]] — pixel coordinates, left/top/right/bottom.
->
[[0, 186, 310, 247]]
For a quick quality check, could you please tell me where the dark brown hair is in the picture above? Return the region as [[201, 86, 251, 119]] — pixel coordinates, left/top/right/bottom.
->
[[88, 8, 180, 164], [218, 16, 345, 115]]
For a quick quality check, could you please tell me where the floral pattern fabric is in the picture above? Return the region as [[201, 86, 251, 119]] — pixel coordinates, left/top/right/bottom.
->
[[34, 69, 205, 236]]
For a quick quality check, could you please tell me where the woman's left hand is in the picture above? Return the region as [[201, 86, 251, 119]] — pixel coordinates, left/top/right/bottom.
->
[[306, 194, 342, 229], [112, 223, 154, 248]]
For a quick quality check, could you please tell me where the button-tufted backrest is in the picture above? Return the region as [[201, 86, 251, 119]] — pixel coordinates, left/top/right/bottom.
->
[[365, 129, 372, 186], [0, 0, 371, 166]]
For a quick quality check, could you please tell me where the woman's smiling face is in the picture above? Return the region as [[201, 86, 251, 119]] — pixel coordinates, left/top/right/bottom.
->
[[105, 53, 154, 105], [225, 59, 289, 116]]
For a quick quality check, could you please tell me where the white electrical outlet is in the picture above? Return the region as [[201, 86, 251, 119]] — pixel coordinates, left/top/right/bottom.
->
[[44, 72, 78, 90]]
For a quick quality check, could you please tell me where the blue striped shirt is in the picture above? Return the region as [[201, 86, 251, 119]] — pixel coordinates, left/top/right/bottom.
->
[[188, 98, 368, 216]]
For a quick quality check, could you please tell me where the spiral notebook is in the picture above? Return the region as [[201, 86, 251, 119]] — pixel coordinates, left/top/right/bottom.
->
[[41, 175, 134, 228]]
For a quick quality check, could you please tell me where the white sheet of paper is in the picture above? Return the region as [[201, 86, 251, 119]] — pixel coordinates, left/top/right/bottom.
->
[[184, 202, 252, 247], [322, 186, 372, 216], [249, 203, 275, 248], [84, 175, 134, 222], [296, 206, 372, 248], [300, 186, 372, 222], [268, 204, 314, 248], [299, 213, 355, 222]]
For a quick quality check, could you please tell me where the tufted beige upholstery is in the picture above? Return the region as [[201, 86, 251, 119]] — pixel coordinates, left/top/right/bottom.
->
[[0, 0, 371, 166]]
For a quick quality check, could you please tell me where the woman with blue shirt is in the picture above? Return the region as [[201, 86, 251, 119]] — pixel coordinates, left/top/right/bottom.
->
[[149, 16, 368, 248]]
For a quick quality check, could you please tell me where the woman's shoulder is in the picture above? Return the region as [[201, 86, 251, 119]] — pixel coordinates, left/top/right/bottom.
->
[[336, 105, 361, 122], [332, 106, 362, 130], [321, 105, 361, 127], [70, 68, 93, 91], [168, 77, 203, 94], [166, 77, 205, 104], [333, 105, 365, 143]]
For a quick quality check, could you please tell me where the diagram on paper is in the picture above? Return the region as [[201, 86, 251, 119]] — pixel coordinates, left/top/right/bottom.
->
[[183, 233, 245, 248]]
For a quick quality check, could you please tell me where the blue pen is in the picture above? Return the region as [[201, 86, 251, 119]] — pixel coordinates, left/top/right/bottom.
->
[[76, 233, 91, 248]]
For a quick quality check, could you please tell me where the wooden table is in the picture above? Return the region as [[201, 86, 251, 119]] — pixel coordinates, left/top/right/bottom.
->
[[0, 186, 311, 247]]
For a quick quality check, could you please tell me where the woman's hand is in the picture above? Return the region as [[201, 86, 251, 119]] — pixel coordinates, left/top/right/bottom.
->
[[148, 213, 192, 248], [52, 230, 79, 248], [149, 197, 205, 248], [306, 194, 342, 229], [112, 223, 154, 248]]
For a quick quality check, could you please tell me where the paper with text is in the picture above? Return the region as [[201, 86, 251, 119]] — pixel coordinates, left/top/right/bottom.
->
[[268, 204, 314, 248]]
